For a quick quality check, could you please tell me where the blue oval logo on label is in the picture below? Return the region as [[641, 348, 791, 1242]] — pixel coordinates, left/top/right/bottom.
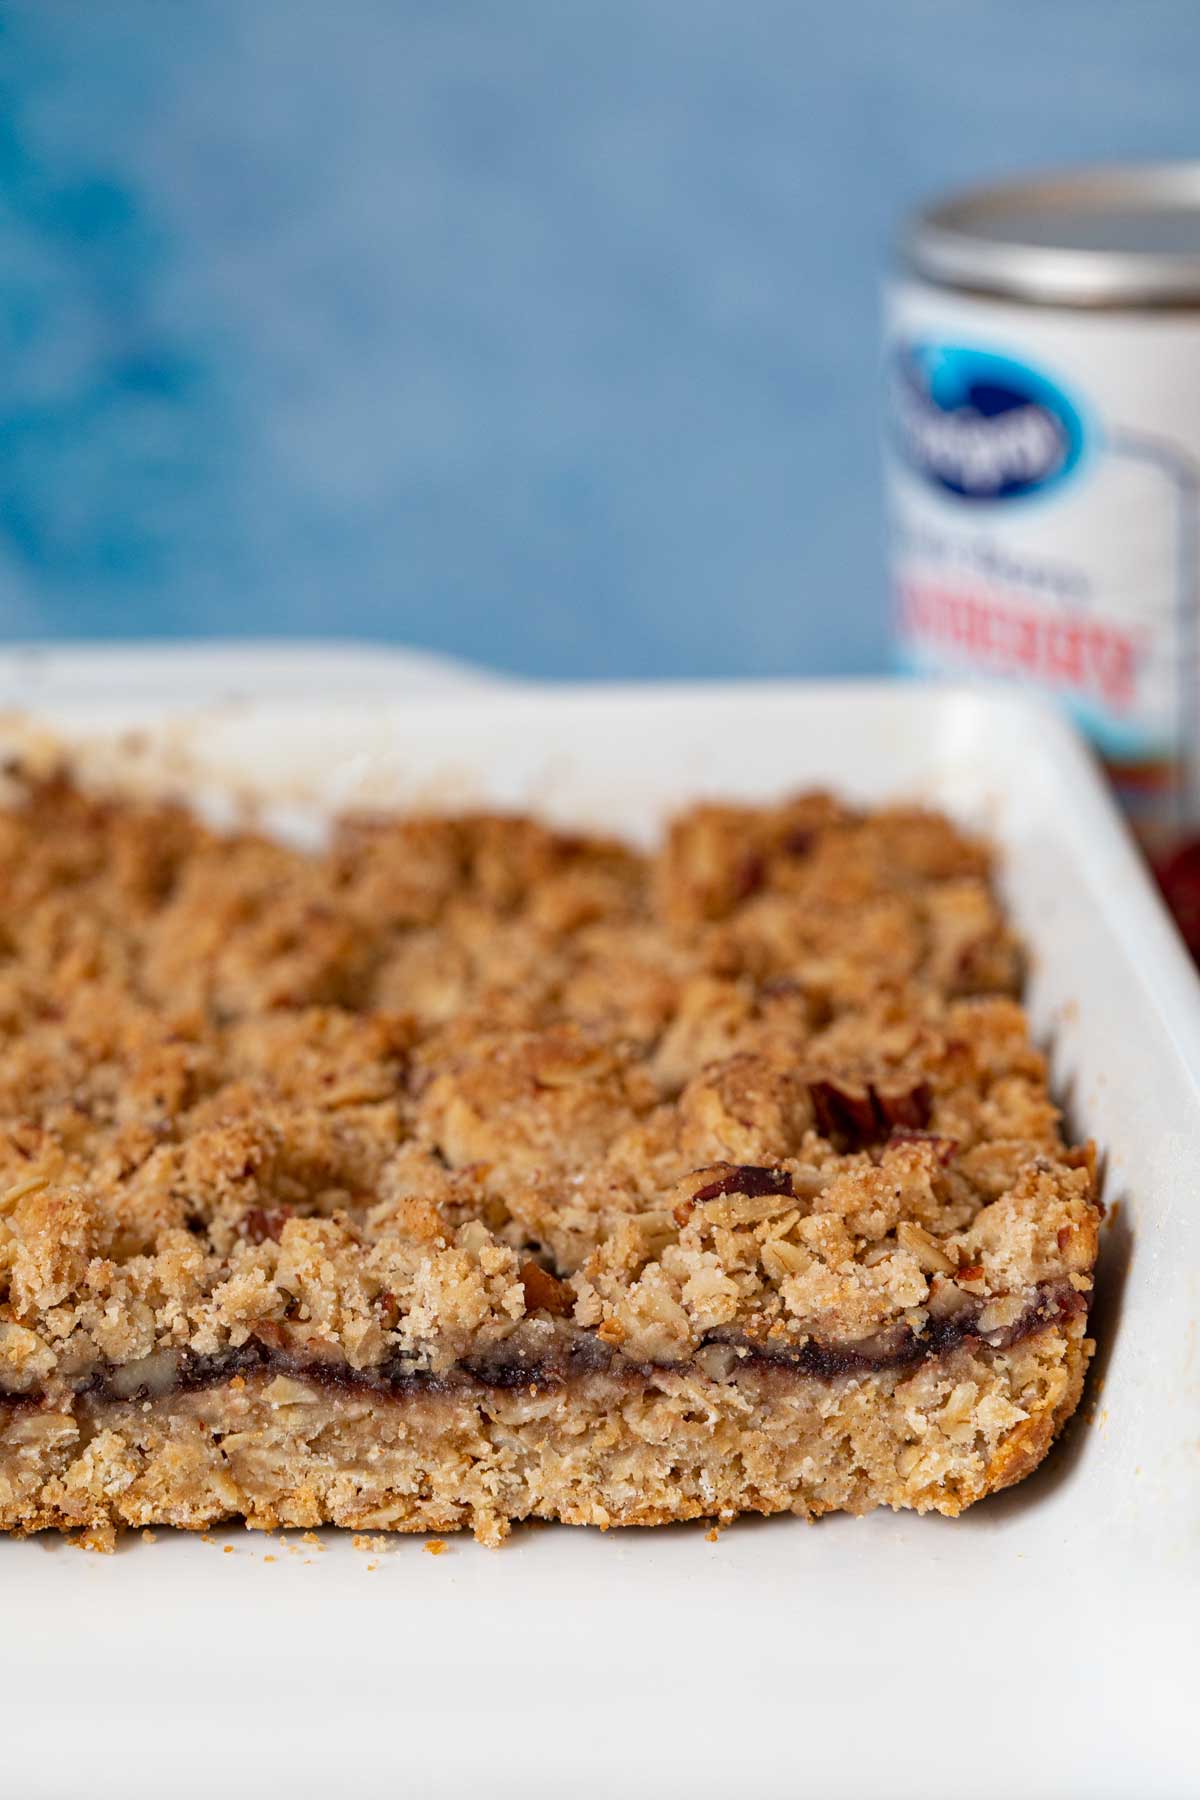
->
[[891, 343, 1085, 501]]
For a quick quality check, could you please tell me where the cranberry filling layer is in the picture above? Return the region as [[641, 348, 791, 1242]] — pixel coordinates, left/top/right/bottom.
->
[[0, 1278, 1084, 1412]]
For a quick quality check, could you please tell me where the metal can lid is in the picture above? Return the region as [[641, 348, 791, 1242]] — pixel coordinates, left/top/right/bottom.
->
[[904, 163, 1200, 306]]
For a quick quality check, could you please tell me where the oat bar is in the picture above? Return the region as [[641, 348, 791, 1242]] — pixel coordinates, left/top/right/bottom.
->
[[0, 776, 1099, 1546]]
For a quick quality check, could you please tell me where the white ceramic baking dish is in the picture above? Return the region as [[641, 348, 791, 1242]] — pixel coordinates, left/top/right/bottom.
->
[[2, 649, 1196, 1800]]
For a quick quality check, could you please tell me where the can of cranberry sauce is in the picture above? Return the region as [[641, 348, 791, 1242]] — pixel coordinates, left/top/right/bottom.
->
[[885, 165, 1200, 884]]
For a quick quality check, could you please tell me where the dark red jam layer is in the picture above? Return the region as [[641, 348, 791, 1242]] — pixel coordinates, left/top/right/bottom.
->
[[0, 1280, 1084, 1412]]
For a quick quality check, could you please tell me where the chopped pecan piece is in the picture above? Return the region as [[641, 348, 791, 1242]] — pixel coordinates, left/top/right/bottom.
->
[[676, 1162, 795, 1226], [874, 1080, 932, 1130], [251, 1320, 289, 1350], [237, 1205, 293, 1246], [518, 1259, 574, 1317], [690, 1163, 795, 1205], [809, 1077, 932, 1149]]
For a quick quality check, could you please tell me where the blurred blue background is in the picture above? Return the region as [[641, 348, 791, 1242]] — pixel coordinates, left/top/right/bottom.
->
[[1, 1, 1198, 678]]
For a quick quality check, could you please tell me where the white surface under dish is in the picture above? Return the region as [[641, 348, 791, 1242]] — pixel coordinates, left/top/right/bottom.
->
[[2, 652, 1198, 1800]]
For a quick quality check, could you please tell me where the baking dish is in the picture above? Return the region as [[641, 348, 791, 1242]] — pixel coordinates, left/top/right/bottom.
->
[[1, 649, 1195, 1800]]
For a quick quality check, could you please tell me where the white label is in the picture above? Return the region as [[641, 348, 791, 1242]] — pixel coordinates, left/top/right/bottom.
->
[[885, 281, 1200, 825]]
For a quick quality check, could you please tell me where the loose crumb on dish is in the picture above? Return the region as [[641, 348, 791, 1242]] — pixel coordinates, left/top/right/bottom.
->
[[73, 1523, 117, 1555]]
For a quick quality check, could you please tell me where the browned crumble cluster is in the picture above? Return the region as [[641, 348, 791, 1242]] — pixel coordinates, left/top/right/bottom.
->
[[0, 774, 1100, 1547]]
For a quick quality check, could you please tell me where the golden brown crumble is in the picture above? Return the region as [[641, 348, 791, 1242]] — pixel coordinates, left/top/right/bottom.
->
[[0, 773, 1099, 1542]]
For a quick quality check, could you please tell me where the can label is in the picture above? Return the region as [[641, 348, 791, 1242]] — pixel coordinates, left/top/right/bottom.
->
[[885, 280, 1200, 828]]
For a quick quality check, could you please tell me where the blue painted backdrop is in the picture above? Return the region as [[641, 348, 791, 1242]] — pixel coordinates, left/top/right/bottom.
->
[[1, 1, 1198, 677]]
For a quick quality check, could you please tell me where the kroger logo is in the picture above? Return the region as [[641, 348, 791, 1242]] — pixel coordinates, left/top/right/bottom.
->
[[891, 342, 1085, 500]]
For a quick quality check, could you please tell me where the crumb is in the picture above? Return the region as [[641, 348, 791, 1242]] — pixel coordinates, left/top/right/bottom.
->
[[141, 1529, 158, 1544], [223, 1545, 234, 1554], [353, 1534, 372, 1551], [263, 1554, 277, 1563], [705, 1527, 719, 1543], [425, 1539, 447, 1556], [73, 1522, 117, 1554]]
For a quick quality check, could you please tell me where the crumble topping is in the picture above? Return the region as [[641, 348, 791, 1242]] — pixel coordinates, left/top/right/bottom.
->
[[0, 774, 1096, 1404]]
